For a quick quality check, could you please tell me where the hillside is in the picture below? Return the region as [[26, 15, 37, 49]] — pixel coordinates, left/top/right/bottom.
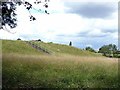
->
[[2, 40, 45, 55], [2, 40, 118, 88], [2, 40, 101, 57]]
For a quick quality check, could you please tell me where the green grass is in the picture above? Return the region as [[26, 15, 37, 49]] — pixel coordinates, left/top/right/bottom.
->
[[2, 40, 45, 55], [2, 40, 119, 88], [29, 41, 101, 56], [3, 54, 118, 88]]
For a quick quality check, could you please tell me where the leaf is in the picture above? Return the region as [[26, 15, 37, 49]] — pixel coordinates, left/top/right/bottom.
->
[[44, 3, 48, 8], [45, 10, 49, 14], [30, 15, 36, 21]]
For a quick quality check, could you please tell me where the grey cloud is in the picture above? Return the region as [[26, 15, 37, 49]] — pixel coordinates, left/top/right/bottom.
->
[[57, 31, 107, 38], [19, 34, 42, 40], [102, 29, 117, 33], [57, 34, 66, 37], [57, 34, 76, 37], [57, 28, 117, 38], [76, 32, 107, 38], [77, 29, 117, 38], [64, 2, 117, 18]]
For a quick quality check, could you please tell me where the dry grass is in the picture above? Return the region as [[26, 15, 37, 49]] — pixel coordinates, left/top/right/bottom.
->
[[3, 53, 118, 88]]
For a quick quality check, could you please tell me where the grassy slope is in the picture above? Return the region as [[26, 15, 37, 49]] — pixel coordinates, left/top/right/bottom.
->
[[2, 40, 119, 88], [2, 40, 45, 55], [29, 41, 101, 56], [2, 40, 101, 56]]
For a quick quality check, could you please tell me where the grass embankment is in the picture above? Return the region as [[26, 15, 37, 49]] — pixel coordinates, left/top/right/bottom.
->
[[2, 40, 119, 88], [2, 40, 45, 55], [29, 41, 101, 56]]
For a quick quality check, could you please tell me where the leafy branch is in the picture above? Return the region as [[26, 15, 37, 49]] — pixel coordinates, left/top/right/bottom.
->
[[0, 0, 50, 33]]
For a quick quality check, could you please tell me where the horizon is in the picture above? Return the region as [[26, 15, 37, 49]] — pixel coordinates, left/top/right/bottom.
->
[[1, 38, 118, 51]]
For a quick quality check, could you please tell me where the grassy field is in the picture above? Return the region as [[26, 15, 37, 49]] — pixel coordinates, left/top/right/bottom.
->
[[2, 40, 119, 88]]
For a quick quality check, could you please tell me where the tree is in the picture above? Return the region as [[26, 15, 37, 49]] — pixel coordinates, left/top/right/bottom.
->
[[98, 44, 118, 57], [0, 0, 50, 32], [1, 1, 18, 30], [37, 39, 41, 41], [69, 41, 72, 46], [85, 46, 96, 53], [112, 44, 118, 54], [17, 38, 21, 40]]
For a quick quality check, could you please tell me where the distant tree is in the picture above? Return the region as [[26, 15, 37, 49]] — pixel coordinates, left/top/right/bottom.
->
[[112, 44, 118, 54], [113, 50, 120, 58], [0, 0, 50, 32], [69, 41, 72, 46], [17, 38, 21, 40], [49, 42, 53, 43], [98, 44, 118, 57], [98, 45, 108, 56], [37, 39, 41, 41], [85, 46, 96, 53]]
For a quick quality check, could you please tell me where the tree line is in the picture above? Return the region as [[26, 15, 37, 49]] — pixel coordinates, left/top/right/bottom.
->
[[85, 44, 120, 58]]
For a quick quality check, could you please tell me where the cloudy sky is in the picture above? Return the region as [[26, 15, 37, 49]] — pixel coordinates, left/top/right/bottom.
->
[[0, 0, 119, 50]]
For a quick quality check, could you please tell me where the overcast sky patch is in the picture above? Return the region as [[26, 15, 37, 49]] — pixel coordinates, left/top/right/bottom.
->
[[64, 2, 117, 19]]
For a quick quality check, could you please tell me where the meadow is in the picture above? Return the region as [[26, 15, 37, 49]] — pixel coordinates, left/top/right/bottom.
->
[[2, 40, 119, 88]]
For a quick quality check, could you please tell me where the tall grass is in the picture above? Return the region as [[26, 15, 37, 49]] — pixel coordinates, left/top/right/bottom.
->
[[3, 53, 118, 88]]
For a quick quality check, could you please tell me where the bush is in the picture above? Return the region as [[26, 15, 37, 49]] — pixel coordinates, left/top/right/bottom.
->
[[85, 47, 96, 53], [17, 38, 21, 40], [37, 39, 41, 41]]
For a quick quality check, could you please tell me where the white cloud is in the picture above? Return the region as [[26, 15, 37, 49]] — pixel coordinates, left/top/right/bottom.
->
[[87, 29, 106, 37], [86, 44, 93, 48]]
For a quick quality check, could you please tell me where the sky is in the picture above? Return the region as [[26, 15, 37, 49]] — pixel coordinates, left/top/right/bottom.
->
[[0, 0, 119, 50]]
